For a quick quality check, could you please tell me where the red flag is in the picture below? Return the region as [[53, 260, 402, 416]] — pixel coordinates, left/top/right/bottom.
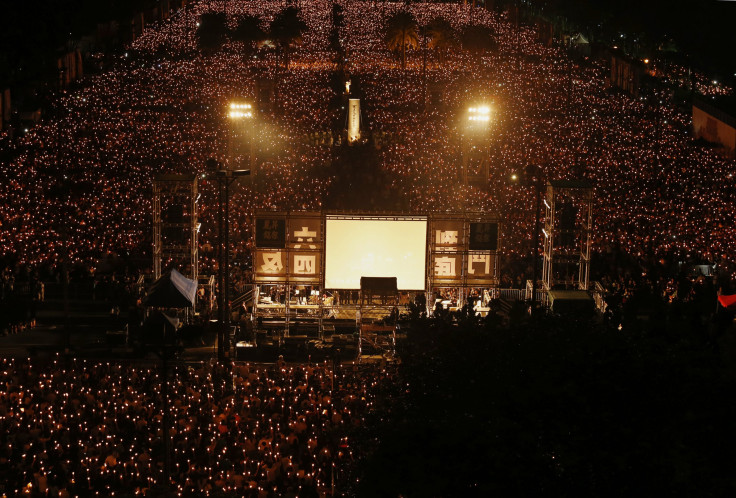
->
[[718, 294, 736, 310]]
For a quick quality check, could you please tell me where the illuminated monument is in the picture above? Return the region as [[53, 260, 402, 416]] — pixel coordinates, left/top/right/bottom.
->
[[347, 98, 361, 143]]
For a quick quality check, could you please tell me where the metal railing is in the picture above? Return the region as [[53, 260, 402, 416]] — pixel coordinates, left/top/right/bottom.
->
[[496, 288, 528, 301], [231, 288, 254, 311], [592, 281, 607, 312]]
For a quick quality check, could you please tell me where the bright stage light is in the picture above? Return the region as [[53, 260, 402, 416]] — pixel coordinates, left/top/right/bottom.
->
[[468, 105, 491, 123], [325, 218, 427, 290], [229, 103, 253, 119], [228, 111, 252, 119]]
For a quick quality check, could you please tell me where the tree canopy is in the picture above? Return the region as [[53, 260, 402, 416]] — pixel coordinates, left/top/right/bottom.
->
[[232, 14, 267, 53], [384, 10, 419, 70], [196, 12, 228, 54], [425, 16, 457, 62], [269, 6, 308, 69]]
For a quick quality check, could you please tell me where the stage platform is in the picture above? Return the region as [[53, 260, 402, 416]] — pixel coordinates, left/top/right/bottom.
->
[[255, 304, 398, 321], [235, 333, 360, 362], [547, 290, 595, 314]]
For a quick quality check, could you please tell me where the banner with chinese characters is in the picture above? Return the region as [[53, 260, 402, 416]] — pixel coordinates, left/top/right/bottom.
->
[[254, 212, 323, 284], [348, 98, 360, 143], [289, 252, 321, 282], [288, 217, 321, 250], [287, 216, 322, 283], [431, 253, 464, 285], [252, 212, 497, 288], [254, 249, 287, 282], [465, 252, 496, 284], [469, 222, 498, 251], [255, 217, 286, 249], [429, 215, 499, 287], [432, 220, 465, 252]]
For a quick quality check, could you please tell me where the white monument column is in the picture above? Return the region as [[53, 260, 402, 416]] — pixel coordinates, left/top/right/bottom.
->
[[348, 98, 360, 143]]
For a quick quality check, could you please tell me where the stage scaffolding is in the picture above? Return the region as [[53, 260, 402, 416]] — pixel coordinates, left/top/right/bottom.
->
[[251, 212, 325, 339], [152, 174, 199, 283], [426, 213, 500, 316], [541, 180, 593, 293], [357, 277, 399, 358], [250, 211, 501, 340]]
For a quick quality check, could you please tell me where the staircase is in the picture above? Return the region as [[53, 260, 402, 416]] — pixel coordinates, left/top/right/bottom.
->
[[230, 288, 254, 311]]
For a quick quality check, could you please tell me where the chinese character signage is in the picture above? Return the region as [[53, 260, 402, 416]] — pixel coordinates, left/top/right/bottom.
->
[[288, 216, 321, 283], [255, 213, 322, 284], [432, 220, 463, 251], [255, 218, 286, 249], [436, 228, 459, 246], [466, 253, 495, 283], [432, 254, 463, 284], [429, 216, 499, 285], [469, 222, 498, 251], [255, 249, 286, 281], [253, 213, 498, 287], [348, 99, 360, 143], [290, 253, 321, 280], [289, 217, 321, 249]]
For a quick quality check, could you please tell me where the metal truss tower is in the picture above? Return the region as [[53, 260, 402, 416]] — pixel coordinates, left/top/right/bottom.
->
[[541, 180, 593, 292], [152, 174, 199, 282]]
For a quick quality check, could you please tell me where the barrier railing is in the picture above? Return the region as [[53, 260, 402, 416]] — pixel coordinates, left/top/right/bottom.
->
[[592, 281, 607, 312], [231, 288, 254, 311]]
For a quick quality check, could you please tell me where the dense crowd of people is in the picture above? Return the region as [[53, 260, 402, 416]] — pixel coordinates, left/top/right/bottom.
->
[[1, 2, 736, 495], [0, 0, 732, 286], [0, 357, 395, 496]]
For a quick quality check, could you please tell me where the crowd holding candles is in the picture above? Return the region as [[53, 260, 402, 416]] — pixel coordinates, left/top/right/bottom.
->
[[0, 0, 736, 494], [0, 357, 395, 496], [0, 1, 733, 285]]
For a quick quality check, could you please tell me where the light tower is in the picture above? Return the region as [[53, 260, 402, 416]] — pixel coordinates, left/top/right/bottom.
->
[[227, 102, 255, 175], [461, 104, 491, 185]]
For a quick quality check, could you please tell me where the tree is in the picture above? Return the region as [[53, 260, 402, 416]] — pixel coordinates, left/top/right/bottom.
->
[[460, 24, 498, 55], [384, 10, 419, 70], [269, 7, 308, 70], [196, 12, 228, 54], [232, 14, 267, 56], [426, 16, 457, 64], [331, 2, 345, 29]]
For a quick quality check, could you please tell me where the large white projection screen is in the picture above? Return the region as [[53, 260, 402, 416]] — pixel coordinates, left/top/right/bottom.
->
[[325, 218, 427, 290]]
